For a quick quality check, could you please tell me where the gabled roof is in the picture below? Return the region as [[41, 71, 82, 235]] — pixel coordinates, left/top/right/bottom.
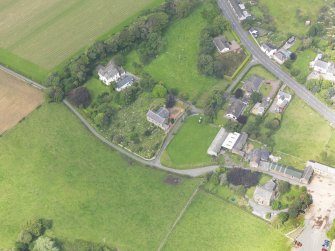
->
[[226, 99, 246, 118], [98, 61, 124, 80], [254, 186, 273, 202], [213, 36, 230, 52], [207, 128, 228, 155], [233, 132, 248, 151], [261, 43, 276, 52], [243, 75, 264, 93], [263, 179, 276, 192], [116, 75, 134, 89], [147, 107, 169, 126]]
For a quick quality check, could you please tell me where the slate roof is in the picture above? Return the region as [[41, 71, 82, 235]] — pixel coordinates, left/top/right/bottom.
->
[[147, 107, 169, 127], [213, 36, 230, 52], [261, 43, 276, 52], [243, 75, 264, 93], [116, 75, 135, 89], [233, 132, 248, 151], [226, 99, 246, 118], [254, 186, 274, 203], [98, 62, 124, 80], [207, 128, 229, 155]]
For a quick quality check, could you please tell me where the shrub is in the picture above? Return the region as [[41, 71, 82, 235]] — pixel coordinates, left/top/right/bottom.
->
[[278, 181, 291, 194], [234, 88, 244, 99]]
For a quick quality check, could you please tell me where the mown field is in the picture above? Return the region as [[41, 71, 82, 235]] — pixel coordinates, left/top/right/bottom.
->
[[0, 103, 199, 250], [163, 191, 290, 251], [161, 115, 219, 169], [126, 3, 228, 104], [258, 0, 325, 36], [272, 97, 335, 168], [0, 0, 162, 80]]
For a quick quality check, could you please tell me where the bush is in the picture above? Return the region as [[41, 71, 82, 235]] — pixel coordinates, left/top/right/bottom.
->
[[278, 181, 291, 194], [271, 200, 282, 210], [234, 88, 244, 98], [327, 220, 335, 240]]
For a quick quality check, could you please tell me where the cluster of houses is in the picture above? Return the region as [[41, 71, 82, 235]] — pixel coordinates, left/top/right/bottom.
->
[[228, 0, 251, 21], [225, 74, 292, 120], [98, 61, 135, 92], [309, 54, 335, 82], [259, 36, 296, 65]]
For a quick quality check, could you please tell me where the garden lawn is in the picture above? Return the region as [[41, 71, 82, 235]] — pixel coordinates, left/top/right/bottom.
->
[[0, 103, 199, 251], [163, 191, 290, 251], [258, 0, 324, 36], [272, 97, 335, 168], [161, 115, 219, 169], [0, 0, 163, 76], [128, 3, 227, 103], [292, 49, 316, 79]]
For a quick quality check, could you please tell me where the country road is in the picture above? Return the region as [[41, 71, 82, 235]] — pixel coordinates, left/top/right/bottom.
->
[[217, 0, 335, 126]]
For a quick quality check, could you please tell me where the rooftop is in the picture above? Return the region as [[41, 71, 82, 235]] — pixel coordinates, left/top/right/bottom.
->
[[213, 36, 230, 52], [226, 99, 246, 118], [222, 132, 240, 150], [116, 75, 134, 89]]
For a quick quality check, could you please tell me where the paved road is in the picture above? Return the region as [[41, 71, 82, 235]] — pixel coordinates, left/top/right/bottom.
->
[[0, 64, 46, 90], [218, 0, 335, 126]]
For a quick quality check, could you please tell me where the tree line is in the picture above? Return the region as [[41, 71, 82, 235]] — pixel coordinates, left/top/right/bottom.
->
[[45, 0, 200, 102]]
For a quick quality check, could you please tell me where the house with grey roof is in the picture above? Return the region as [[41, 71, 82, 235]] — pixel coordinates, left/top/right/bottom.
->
[[116, 75, 135, 92], [309, 54, 335, 82], [207, 128, 229, 156], [275, 91, 291, 113], [261, 43, 277, 57], [249, 149, 270, 168], [231, 132, 248, 156], [146, 107, 170, 131], [228, 0, 251, 21], [242, 75, 264, 94], [225, 99, 246, 121], [253, 179, 277, 206], [98, 61, 125, 85], [273, 49, 291, 65], [213, 36, 230, 54]]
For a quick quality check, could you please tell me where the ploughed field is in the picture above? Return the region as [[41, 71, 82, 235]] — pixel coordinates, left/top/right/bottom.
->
[[0, 69, 43, 134], [0, 0, 160, 70]]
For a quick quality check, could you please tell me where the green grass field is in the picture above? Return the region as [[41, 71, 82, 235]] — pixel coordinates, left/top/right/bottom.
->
[[258, 0, 324, 36], [272, 97, 335, 168], [161, 115, 219, 169], [292, 49, 316, 79], [0, 0, 162, 76], [163, 191, 290, 251], [126, 3, 227, 104], [0, 103, 199, 250]]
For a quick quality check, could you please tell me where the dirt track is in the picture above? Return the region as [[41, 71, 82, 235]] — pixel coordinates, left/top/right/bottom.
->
[[0, 69, 43, 134]]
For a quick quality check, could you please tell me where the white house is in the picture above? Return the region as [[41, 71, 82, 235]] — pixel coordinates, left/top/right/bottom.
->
[[261, 43, 277, 57], [98, 62, 125, 85], [213, 36, 230, 54], [275, 91, 291, 113], [273, 49, 291, 64], [309, 54, 335, 82]]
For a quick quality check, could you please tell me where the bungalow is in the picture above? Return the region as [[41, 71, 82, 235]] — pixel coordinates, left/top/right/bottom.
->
[[213, 36, 230, 54], [146, 107, 170, 131], [273, 49, 291, 64], [309, 54, 335, 82], [261, 43, 277, 57], [116, 75, 135, 92], [253, 179, 277, 206], [98, 61, 125, 85], [225, 99, 246, 120], [251, 98, 270, 116], [228, 0, 251, 21], [275, 91, 291, 113], [242, 74, 264, 94], [207, 128, 229, 156]]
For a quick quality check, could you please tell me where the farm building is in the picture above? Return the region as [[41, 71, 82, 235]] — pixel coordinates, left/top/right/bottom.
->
[[98, 61, 125, 85], [207, 128, 229, 156], [207, 129, 248, 157], [253, 179, 277, 206], [225, 99, 246, 120], [146, 107, 170, 131], [306, 161, 335, 176], [259, 161, 313, 184]]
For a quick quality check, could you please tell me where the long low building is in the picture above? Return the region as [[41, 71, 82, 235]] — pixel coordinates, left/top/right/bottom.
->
[[259, 161, 313, 184], [306, 160, 335, 176], [207, 128, 228, 156], [207, 128, 248, 157]]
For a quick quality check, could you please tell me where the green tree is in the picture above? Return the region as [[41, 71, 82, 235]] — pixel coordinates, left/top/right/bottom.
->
[[153, 84, 168, 98], [250, 92, 263, 104], [33, 236, 60, 251]]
